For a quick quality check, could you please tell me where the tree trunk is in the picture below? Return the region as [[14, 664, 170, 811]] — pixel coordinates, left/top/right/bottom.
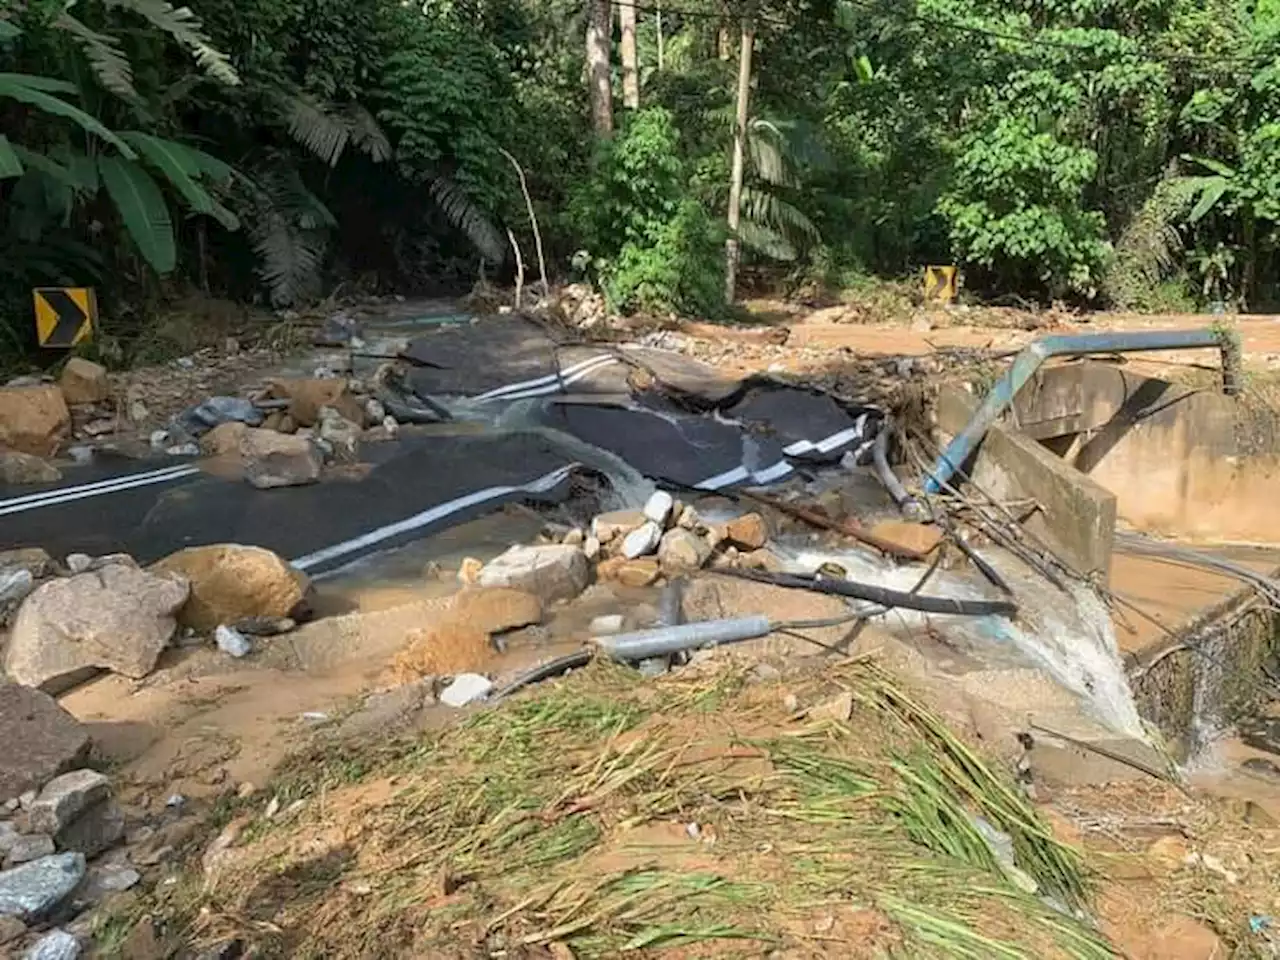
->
[[586, 0, 613, 136], [620, 0, 639, 109], [656, 2, 664, 70], [724, 18, 754, 305]]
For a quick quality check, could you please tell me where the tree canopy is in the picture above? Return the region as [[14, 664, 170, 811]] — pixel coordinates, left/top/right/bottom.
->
[[3, 0, 1280, 349]]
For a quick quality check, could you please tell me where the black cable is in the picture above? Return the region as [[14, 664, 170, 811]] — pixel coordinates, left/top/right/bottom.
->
[[491, 650, 594, 701], [715, 566, 1017, 617]]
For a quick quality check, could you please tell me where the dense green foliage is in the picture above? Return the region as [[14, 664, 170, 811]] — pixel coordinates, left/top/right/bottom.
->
[[6, 0, 1280, 357]]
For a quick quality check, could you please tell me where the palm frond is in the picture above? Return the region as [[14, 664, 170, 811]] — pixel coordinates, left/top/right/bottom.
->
[[737, 219, 796, 260], [740, 185, 820, 261], [430, 176, 506, 263], [747, 120, 790, 187], [1104, 170, 1201, 308], [103, 0, 239, 86], [54, 12, 135, 98], [99, 155, 176, 273]]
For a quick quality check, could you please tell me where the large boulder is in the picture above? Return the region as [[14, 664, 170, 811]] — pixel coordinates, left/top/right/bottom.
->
[[0, 385, 70, 457], [198, 421, 248, 458], [58, 358, 109, 406], [150, 544, 310, 633], [0, 686, 91, 804], [477, 545, 589, 605], [4, 566, 190, 691], [239, 428, 322, 489]]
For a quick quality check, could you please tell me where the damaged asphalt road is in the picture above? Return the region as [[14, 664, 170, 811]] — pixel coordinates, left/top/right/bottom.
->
[[3, 316, 882, 575]]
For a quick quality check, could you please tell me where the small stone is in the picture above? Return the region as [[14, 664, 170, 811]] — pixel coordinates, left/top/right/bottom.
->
[[58, 358, 109, 406], [657, 528, 711, 574], [66, 446, 93, 465], [562, 527, 585, 547], [589, 614, 625, 635], [317, 406, 362, 463], [0, 915, 24, 945], [229, 616, 294, 637], [64, 554, 91, 575], [582, 536, 601, 561], [83, 862, 140, 899], [23, 929, 80, 960], [128, 399, 148, 423], [381, 415, 398, 438], [25, 770, 111, 835], [165, 793, 186, 810], [363, 398, 386, 425], [591, 509, 646, 544], [165, 443, 200, 457], [725, 513, 768, 550], [809, 691, 854, 722], [198, 421, 248, 458], [738, 549, 783, 573], [0, 451, 61, 485], [643, 490, 675, 527], [598, 557, 661, 588], [54, 799, 125, 859], [0, 853, 86, 920], [149, 430, 168, 450], [677, 505, 700, 530], [214, 625, 251, 659], [457, 557, 484, 585], [440, 674, 493, 708], [3, 834, 54, 866], [0, 568, 35, 606], [622, 521, 662, 559]]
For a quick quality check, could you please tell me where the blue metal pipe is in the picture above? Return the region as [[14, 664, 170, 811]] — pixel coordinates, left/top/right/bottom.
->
[[924, 328, 1241, 496]]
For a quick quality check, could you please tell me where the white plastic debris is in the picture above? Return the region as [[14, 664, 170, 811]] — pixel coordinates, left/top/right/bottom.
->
[[214, 625, 252, 658], [440, 673, 494, 708]]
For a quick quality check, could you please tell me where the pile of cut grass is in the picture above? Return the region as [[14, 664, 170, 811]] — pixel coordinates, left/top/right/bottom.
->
[[129, 659, 1119, 959]]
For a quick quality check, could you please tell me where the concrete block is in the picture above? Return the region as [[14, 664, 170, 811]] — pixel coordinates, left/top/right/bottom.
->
[[937, 385, 1117, 580]]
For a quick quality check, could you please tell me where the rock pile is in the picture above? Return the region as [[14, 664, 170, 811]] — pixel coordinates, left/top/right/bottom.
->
[[0, 544, 308, 692], [0, 697, 141, 958]]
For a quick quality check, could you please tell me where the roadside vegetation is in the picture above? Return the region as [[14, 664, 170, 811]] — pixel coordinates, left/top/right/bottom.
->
[[6, 0, 1280, 368]]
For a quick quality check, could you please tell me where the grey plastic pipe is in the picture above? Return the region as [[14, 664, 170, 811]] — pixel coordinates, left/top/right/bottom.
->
[[594, 616, 773, 662], [871, 417, 926, 521]]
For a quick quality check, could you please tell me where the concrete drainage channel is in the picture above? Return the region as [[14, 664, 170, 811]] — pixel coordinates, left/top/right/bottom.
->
[[935, 350, 1280, 768]]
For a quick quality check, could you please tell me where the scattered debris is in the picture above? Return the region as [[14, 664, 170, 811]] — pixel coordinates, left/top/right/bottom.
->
[[172, 396, 264, 438]]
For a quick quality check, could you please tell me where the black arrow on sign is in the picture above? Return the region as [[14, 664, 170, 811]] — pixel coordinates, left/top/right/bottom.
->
[[40, 289, 87, 347]]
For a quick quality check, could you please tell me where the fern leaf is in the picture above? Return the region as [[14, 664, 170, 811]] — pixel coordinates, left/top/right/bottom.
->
[[99, 156, 176, 273], [742, 186, 820, 246], [0, 74, 136, 157], [430, 177, 506, 263], [0, 135, 21, 179], [747, 120, 790, 187], [339, 103, 392, 163], [54, 12, 135, 98], [281, 94, 350, 167], [103, 0, 239, 86], [251, 214, 328, 306]]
